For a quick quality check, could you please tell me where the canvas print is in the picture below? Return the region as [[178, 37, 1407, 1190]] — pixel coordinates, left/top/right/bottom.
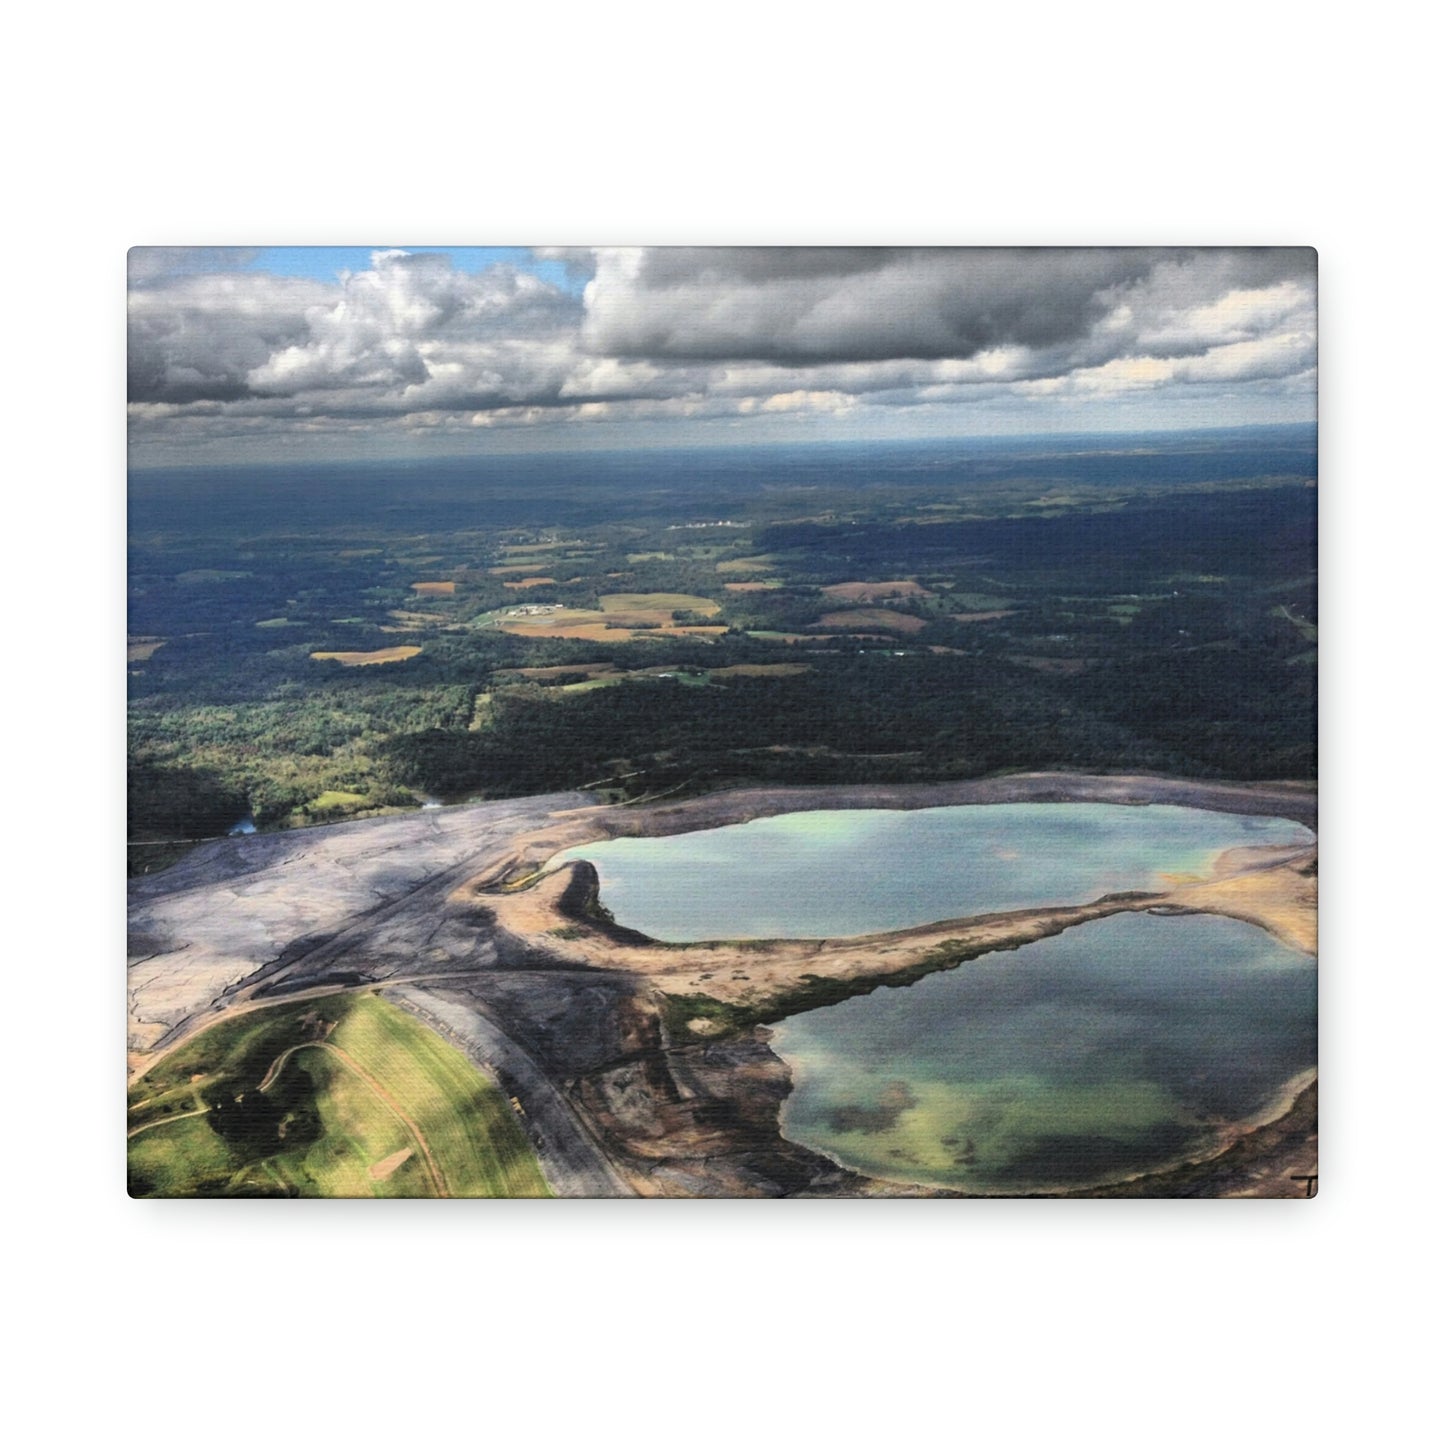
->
[[127, 247, 1317, 1198]]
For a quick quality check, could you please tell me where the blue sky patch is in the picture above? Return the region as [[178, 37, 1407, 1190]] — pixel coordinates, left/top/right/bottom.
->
[[249, 246, 582, 293]]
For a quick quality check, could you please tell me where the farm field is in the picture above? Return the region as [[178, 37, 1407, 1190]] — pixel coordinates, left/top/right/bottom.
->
[[126, 240, 1322, 1213], [310, 645, 422, 666], [821, 579, 933, 601], [817, 607, 929, 633], [598, 591, 721, 615], [126, 994, 550, 1198], [126, 250, 1317, 1212], [129, 429, 1316, 851]]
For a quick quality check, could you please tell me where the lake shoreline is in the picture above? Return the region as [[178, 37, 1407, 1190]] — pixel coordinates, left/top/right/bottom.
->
[[551, 798, 1312, 944], [459, 778, 1315, 1196], [768, 1070, 1319, 1199], [128, 774, 1317, 1197], [484, 772, 1317, 888]]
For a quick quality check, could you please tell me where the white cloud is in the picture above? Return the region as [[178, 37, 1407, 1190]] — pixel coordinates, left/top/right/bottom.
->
[[128, 246, 1317, 457], [128, 271, 335, 403]]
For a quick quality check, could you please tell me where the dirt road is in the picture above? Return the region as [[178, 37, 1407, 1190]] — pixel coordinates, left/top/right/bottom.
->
[[387, 984, 632, 1198], [127, 791, 596, 1053], [128, 774, 1317, 1199]]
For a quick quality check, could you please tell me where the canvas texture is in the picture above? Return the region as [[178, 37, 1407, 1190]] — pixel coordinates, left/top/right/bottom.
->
[[127, 247, 1318, 1198]]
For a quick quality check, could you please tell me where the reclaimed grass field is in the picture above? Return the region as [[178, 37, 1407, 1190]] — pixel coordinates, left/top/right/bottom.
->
[[127, 994, 550, 1198]]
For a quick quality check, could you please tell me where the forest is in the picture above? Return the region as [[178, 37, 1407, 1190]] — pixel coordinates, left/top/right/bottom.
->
[[128, 427, 1317, 871]]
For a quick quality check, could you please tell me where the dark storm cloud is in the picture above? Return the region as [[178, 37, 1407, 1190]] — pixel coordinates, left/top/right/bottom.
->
[[582, 247, 1315, 366], [586, 247, 1155, 361], [631, 246, 895, 286]]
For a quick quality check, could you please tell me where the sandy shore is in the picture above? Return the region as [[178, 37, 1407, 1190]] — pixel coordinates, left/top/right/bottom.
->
[[481, 771, 1316, 886], [466, 772, 1317, 1032], [128, 773, 1317, 1197], [456, 775, 1317, 1196], [473, 841, 1316, 1029]]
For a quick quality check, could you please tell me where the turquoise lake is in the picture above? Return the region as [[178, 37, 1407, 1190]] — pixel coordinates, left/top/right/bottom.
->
[[557, 803, 1312, 941], [769, 911, 1316, 1193], [558, 802, 1317, 1191]]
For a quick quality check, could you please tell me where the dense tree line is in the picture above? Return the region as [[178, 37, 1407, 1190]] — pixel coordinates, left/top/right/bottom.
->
[[129, 447, 1316, 845], [384, 642, 1314, 803]]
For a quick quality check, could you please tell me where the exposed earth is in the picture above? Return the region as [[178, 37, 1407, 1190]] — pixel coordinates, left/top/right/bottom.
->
[[127, 773, 1318, 1198]]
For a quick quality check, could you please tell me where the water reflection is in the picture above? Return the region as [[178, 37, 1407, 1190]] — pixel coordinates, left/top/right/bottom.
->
[[560, 803, 1312, 942], [770, 911, 1316, 1192]]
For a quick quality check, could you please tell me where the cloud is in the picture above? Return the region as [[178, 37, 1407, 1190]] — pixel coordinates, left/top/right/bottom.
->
[[127, 247, 262, 285], [128, 246, 1316, 456], [127, 271, 335, 404], [579, 247, 1171, 363], [245, 250, 583, 405]]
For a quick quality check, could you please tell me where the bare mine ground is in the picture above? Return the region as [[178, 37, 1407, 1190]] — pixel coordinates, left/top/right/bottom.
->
[[127, 773, 1318, 1198]]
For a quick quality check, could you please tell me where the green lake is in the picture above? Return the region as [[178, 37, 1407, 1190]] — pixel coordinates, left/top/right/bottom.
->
[[769, 911, 1316, 1193], [557, 803, 1312, 941], [559, 802, 1316, 1192]]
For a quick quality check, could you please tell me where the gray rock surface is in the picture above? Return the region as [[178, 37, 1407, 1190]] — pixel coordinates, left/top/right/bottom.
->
[[127, 793, 593, 1051]]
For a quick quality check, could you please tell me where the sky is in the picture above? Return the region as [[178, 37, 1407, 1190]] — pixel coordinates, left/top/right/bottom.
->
[[127, 246, 1317, 467]]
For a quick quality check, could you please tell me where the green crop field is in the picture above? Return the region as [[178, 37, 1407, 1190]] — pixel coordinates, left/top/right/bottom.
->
[[127, 994, 550, 1198], [130, 432, 1316, 845], [598, 591, 721, 615]]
